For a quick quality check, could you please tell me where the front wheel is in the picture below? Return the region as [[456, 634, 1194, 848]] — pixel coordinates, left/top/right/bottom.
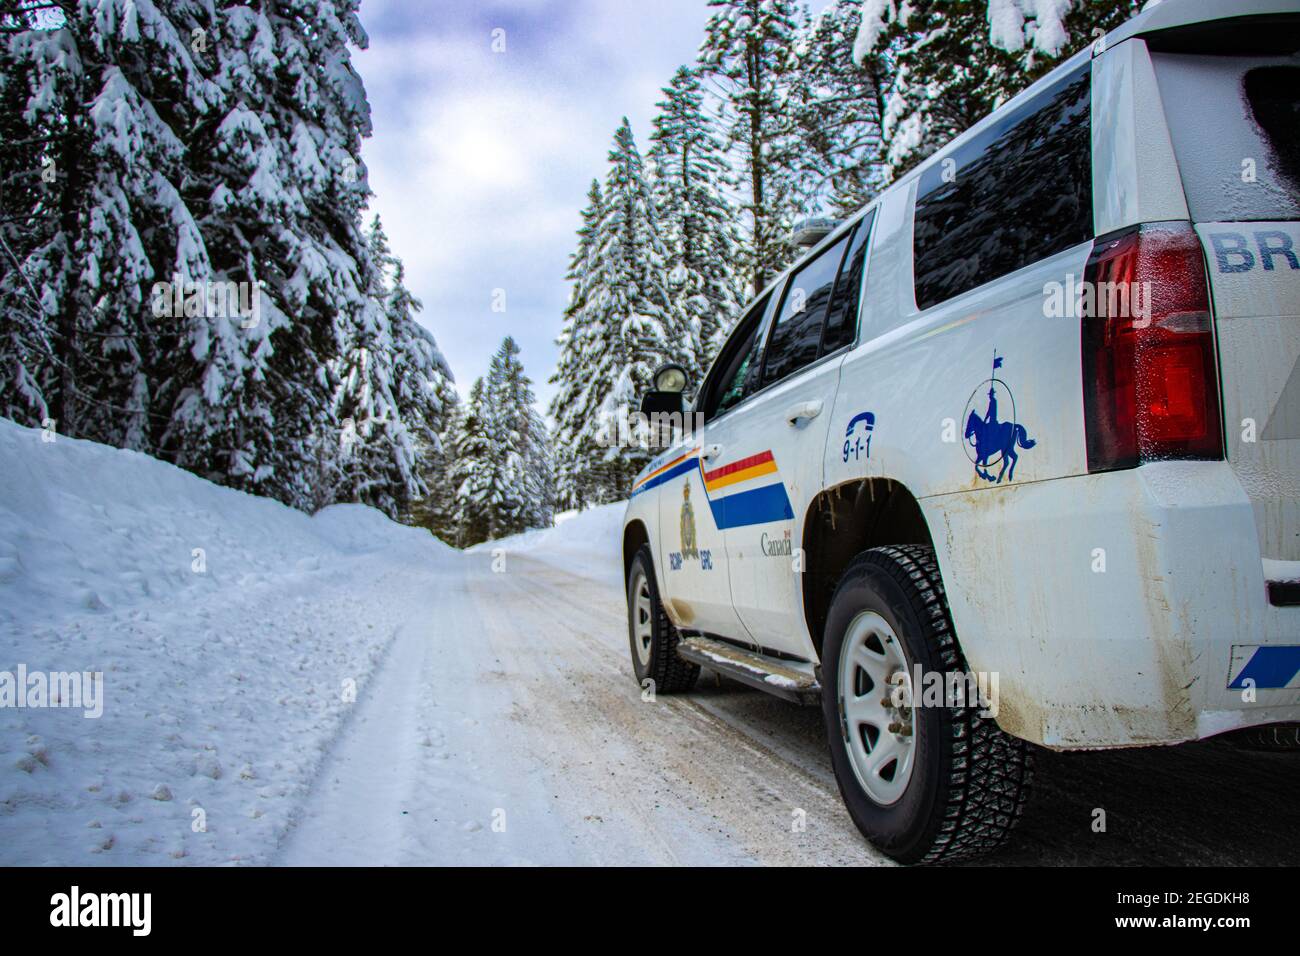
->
[[626, 545, 699, 694], [821, 544, 1033, 864]]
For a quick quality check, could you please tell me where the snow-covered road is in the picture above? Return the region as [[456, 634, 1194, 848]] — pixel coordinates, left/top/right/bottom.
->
[[277, 554, 885, 866], [275, 551, 1300, 867], [4, 421, 1298, 867]]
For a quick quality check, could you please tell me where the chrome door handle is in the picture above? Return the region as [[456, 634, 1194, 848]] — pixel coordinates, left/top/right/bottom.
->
[[700, 443, 723, 461], [786, 400, 824, 426]]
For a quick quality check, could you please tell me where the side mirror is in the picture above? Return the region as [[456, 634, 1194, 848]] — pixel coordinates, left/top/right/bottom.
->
[[640, 390, 684, 417]]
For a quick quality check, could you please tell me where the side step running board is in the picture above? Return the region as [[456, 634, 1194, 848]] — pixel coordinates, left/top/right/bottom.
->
[[676, 636, 821, 705]]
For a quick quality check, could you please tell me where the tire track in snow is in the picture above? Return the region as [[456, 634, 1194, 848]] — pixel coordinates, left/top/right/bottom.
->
[[274, 550, 1300, 867], [484, 557, 888, 865], [494, 556, 1300, 867]]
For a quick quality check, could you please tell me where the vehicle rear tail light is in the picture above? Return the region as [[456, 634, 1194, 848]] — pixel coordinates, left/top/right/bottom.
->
[[1081, 222, 1224, 472]]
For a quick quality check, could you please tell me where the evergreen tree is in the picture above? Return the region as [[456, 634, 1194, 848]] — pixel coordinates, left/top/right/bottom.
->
[[486, 336, 553, 536], [794, 0, 893, 215], [649, 66, 745, 376], [447, 338, 551, 547], [448, 377, 498, 547], [698, 0, 806, 295], [405, 390, 461, 545], [333, 216, 452, 519], [168, 0, 381, 511], [0, 0, 455, 521], [0, 0, 220, 449], [549, 179, 604, 512], [551, 121, 678, 507], [853, 0, 1138, 180]]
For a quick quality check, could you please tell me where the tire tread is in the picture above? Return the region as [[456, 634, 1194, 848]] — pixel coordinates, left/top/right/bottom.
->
[[838, 544, 1034, 864], [632, 545, 700, 694]]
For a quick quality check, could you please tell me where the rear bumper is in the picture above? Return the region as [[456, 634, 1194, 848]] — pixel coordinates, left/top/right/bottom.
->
[[922, 461, 1299, 749]]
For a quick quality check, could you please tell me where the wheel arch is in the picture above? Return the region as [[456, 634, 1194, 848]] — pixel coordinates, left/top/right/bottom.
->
[[801, 478, 936, 660], [623, 518, 651, 584]]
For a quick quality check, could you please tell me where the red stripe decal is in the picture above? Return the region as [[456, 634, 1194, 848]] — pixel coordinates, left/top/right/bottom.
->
[[703, 450, 775, 483]]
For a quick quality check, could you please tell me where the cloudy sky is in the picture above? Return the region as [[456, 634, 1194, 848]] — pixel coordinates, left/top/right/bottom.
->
[[353, 0, 738, 411]]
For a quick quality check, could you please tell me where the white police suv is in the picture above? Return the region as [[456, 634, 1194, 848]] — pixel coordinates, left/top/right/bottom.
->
[[622, 0, 1300, 863]]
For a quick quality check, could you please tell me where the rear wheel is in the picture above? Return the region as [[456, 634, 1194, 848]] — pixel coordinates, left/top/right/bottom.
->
[[821, 544, 1033, 864], [626, 545, 698, 694]]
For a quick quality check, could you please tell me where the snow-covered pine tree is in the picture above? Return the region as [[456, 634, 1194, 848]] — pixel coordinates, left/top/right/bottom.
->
[[852, 0, 1138, 180], [0, 3, 58, 427], [552, 121, 679, 506], [405, 389, 461, 544], [649, 65, 745, 378], [485, 336, 553, 536], [698, 0, 806, 295], [0, 0, 220, 450], [168, 0, 381, 511], [984, 0, 1141, 79], [793, 0, 893, 216], [449, 377, 502, 547], [332, 216, 453, 519], [1, 1, 450, 519], [386, 255, 454, 483], [549, 179, 604, 512]]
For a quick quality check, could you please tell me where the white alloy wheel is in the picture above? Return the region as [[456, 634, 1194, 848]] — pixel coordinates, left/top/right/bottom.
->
[[631, 567, 654, 668], [838, 610, 916, 806]]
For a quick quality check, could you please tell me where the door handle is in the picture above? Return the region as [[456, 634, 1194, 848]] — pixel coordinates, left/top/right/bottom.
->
[[700, 443, 723, 462], [786, 400, 824, 426]]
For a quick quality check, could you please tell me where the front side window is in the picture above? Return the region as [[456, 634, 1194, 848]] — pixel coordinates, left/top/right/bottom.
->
[[761, 232, 852, 388], [699, 292, 772, 422], [912, 64, 1092, 311]]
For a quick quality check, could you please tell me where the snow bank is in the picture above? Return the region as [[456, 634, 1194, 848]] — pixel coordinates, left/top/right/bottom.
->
[[471, 502, 626, 587], [0, 418, 451, 865]]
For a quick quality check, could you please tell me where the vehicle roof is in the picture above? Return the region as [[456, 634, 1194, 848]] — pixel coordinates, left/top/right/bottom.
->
[[1105, 0, 1299, 48]]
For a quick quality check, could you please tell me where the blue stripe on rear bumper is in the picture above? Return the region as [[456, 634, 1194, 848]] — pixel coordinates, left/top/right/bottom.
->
[[1229, 646, 1300, 689]]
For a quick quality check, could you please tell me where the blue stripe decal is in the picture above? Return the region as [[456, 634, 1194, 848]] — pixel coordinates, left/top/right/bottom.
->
[[631, 457, 697, 497], [1229, 646, 1300, 689], [706, 482, 794, 530]]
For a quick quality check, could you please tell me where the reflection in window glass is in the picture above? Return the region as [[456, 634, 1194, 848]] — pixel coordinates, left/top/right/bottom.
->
[[708, 293, 770, 420], [821, 212, 873, 353], [913, 65, 1092, 311], [762, 234, 850, 387]]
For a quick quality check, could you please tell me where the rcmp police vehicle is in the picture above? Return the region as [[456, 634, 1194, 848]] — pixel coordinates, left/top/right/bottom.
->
[[622, 0, 1300, 863]]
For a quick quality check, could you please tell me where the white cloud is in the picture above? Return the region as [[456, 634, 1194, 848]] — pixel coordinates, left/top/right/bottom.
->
[[356, 0, 729, 408]]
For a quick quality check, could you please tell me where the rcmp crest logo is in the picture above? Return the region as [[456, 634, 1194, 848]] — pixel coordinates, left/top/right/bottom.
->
[[680, 482, 699, 559]]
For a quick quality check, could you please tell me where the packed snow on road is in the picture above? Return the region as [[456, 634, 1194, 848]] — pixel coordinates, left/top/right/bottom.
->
[[2, 419, 1297, 866]]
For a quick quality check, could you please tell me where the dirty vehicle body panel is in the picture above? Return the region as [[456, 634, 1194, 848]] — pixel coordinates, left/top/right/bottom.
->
[[624, 0, 1300, 753]]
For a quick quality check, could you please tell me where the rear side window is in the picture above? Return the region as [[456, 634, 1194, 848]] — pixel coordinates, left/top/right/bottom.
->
[[912, 65, 1092, 311], [762, 232, 851, 387], [1151, 53, 1300, 222], [821, 209, 874, 354]]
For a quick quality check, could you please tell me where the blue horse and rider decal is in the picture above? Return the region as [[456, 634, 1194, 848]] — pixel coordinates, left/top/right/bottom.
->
[[962, 351, 1036, 484]]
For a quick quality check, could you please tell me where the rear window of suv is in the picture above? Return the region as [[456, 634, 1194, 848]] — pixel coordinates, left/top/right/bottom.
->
[[912, 64, 1092, 311], [1150, 51, 1300, 223]]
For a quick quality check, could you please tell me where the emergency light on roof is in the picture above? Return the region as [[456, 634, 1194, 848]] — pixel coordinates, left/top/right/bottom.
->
[[790, 217, 842, 247]]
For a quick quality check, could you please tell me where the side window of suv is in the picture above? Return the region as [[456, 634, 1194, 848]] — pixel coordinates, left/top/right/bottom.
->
[[761, 231, 852, 388], [820, 209, 874, 354], [699, 292, 772, 423], [912, 64, 1092, 311]]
